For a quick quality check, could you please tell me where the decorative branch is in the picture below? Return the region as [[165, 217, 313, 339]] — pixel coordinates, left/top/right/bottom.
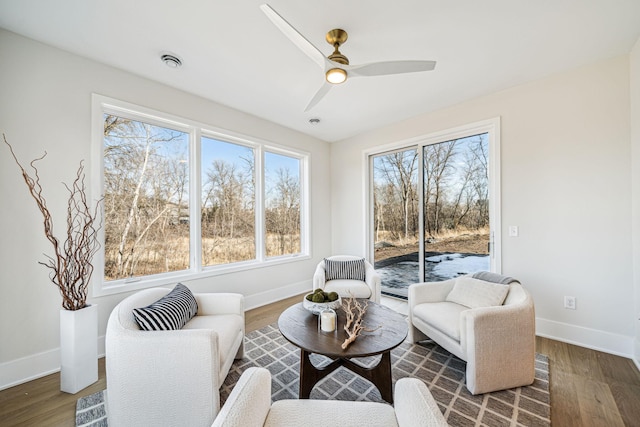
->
[[341, 296, 381, 349], [3, 134, 102, 310]]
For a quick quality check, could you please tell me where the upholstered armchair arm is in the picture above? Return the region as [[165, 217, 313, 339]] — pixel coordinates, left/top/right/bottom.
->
[[312, 261, 327, 291], [106, 326, 220, 427], [408, 279, 456, 308], [461, 291, 536, 394], [196, 292, 245, 316], [211, 367, 272, 427], [394, 378, 448, 427], [364, 261, 381, 303]]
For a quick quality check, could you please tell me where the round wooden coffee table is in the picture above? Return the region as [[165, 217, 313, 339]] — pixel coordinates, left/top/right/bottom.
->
[[278, 300, 408, 403]]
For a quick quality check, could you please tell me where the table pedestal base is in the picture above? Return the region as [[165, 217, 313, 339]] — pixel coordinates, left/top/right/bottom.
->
[[299, 349, 394, 403]]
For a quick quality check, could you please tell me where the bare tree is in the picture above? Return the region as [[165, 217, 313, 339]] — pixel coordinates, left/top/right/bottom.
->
[[266, 167, 300, 256], [423, 140, 456, 235], [103, 116, 189, 280], [201, 153, 255, 265], [374, 150, 419, 240], [373, 135, 489, 251], [468, 137, 489, 228]]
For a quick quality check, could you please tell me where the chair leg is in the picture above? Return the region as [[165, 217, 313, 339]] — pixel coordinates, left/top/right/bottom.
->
[[407, 323, 429, 343], [235, 337, 245, 359]]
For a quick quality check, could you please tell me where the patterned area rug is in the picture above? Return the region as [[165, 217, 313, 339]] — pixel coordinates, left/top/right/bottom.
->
[[75, 389, 108, 427], [221, 323, 551, 427], [76, 322, 551, 426]]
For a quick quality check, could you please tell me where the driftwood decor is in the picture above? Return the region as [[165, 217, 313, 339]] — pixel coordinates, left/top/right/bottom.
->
[[341, 296, 381, 349], [3, 135, 102, 311]]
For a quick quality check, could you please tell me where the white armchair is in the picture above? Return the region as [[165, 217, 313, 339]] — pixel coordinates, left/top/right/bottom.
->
[[313, 255, 381, 303], [105, 287, 245, 427], [211, 367, 448, 427], [408, 274, 535, 395]]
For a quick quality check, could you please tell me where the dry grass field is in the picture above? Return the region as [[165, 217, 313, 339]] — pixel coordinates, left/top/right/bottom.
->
[[375, 228, 490, 263], [105, 233, 301, 280]]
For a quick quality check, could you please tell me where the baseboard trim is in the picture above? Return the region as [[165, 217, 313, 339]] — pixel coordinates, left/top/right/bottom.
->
[[0, 337, 106, 392], [536, 317, 634, 358], [244, 279, 311, 311]]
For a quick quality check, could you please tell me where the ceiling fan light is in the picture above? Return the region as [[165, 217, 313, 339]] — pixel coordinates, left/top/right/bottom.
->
[[326, 68, 347, 84]]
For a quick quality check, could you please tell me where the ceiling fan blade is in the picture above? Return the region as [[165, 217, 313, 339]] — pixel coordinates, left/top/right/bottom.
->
[[304, 82, 332, 112], [348, 60, 436, 77], [260, 4, 328, 70]]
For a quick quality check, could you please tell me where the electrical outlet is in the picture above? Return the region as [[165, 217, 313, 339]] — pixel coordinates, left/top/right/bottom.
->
[[564, 296, 576, 310]]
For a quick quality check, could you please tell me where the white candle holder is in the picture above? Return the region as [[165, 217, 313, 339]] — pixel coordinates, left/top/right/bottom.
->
[[319, 307, 337, 333]]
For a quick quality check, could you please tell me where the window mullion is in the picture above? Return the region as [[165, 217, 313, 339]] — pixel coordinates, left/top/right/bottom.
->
[[299, 157, 309, 255], [255, 146, 265, 261], [417, 145, 425, 283], [191, 128, 202, 273]]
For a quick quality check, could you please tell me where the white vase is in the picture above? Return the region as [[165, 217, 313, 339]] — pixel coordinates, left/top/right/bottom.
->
[[60, 304, 98, 394]]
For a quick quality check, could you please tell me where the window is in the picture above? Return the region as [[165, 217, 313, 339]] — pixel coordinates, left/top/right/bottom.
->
[[368, 119, 501, 299], [103, 116, 190, 281], [201, 137, 256, 266], [93, 95, 309, 295], [264, 152, 301, 257]]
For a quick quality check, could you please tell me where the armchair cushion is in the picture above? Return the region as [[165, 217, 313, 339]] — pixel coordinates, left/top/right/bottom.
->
[[445, 276, 509, 309], [323, 279, 372, 299], [183, 313, 244, 371], [324, 257, 366, 281], [413, 301, 468, 341], [132, 283, 198, 330], [266, 400, 399, 427]]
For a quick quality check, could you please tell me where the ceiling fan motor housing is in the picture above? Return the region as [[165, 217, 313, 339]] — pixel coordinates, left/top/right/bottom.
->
[[326, 29, 349, 65]]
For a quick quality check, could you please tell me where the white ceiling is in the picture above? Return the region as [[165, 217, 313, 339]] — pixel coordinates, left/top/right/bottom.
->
[[1, 1, 639, 142]]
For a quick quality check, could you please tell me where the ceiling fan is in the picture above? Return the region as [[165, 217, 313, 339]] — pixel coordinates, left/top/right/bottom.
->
[[260, 4, 436, 111]]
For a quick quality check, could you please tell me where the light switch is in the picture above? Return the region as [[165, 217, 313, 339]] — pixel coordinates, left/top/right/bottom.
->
[[508, 226, 519, 237]]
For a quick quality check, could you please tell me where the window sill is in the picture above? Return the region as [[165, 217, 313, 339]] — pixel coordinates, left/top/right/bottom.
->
[[92, 253, 311, 298]]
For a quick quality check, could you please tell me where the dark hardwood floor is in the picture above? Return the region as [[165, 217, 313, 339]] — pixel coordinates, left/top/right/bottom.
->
[[1, 293, 639, 426]]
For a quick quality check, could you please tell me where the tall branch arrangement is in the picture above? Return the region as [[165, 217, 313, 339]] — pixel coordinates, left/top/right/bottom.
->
[[4, 135, 102, 310], [341, 296, 381, 349]]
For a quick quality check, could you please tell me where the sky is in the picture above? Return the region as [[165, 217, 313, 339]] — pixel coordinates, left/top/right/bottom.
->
[[202, 136, 300, 199]]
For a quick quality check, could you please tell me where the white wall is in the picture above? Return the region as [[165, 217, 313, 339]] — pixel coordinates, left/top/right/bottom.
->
[[631, 37, 640, 368], [0, 30, 332, 389], [332, 55, 635, 357]]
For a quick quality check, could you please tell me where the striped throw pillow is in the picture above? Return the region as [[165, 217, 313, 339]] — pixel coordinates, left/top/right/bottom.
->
[[324, 258, 366, 281], [132, 283, 199, 331]]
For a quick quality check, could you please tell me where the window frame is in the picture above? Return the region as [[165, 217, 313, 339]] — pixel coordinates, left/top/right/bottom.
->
[[364, 118, 502, 276], [91, 94, 310, 297]]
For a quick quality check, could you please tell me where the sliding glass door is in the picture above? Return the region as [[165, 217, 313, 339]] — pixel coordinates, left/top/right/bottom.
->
[[422, 134, 490, 284], [370, 122, 499, 299], [372, 148, 420, 298]]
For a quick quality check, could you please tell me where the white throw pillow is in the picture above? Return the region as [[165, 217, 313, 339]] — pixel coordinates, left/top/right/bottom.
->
[[445, 276, 509, 309]]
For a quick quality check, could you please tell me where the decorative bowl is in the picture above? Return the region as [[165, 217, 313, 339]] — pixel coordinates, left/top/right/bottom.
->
[[302, 295, 342, 315]]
